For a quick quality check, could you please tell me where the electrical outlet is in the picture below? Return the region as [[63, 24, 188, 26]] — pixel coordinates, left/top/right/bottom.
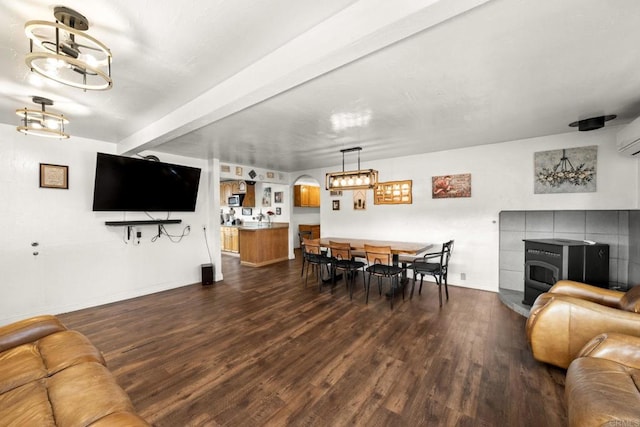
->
[[460, 273, 466, 280]]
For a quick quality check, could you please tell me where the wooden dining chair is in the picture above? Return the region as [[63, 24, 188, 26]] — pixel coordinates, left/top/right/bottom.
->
[[364, 244, 404, 309], [411, 240, 454, 306], [329, 241, 366, 300], [302, 238, 333, 291], [298, 231, 312, 277]]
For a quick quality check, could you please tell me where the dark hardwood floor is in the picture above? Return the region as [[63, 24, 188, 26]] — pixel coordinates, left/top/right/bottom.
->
[[58, 252, 566, 426]]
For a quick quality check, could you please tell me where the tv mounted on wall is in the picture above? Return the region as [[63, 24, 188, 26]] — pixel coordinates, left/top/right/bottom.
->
[[92, 153, 201, 212]]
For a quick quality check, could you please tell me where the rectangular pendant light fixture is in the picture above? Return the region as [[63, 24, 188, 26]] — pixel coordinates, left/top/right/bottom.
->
[[325, 147, 378, 190]]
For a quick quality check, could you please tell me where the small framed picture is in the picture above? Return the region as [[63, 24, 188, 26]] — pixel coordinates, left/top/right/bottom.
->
[[221, 165, 231, 173], [432, 173, 471, 198], [274, 191, 283, 203], [242, 208, 252, 216], [40, 163, 68, 189], [275, 207, 282, 215], [353, 191, 366, 210], [332, 200, 340, 211], [235, 166, 243, 176], [266, 172, 275, 179]]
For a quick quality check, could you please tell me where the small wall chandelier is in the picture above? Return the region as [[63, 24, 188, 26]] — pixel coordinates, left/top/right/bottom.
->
[[16, 96, 70, 139], [536, 149, 594, 187], [325, 147, 378, 190], [24, 6, 112, 91]]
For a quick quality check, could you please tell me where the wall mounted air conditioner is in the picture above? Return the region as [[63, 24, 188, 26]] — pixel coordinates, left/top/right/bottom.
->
[[617, 116, 640, 156]]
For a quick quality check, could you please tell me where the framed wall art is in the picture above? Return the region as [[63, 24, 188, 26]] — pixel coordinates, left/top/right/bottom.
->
[[432, 173, 471, 198], [353, 190, 366, 210], [40, 163, 68, 189], [374, 180, 412, 204], [534, 146, 597, 194], [262, 187, 272, 207]]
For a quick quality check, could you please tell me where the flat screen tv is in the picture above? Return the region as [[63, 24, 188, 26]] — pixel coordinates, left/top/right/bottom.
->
[[92, 153, 201, 212]]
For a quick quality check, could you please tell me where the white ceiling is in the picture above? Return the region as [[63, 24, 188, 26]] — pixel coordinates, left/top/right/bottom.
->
[[3, 0, 640, 172]]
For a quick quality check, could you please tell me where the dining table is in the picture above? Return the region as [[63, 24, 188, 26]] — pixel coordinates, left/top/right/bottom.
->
[[319, 237, 433, 284]]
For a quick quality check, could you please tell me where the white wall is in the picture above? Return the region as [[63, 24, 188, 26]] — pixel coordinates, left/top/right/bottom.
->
[[0, 124, 213, 325], [295, 126, 637, 292], [2, 122, 635, 325]]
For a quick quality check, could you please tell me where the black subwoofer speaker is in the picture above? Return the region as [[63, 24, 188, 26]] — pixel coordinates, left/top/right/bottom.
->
[[201, 263, 214, 285]]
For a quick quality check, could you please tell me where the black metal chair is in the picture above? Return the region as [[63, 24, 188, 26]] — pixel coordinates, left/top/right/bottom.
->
[[411, 240, 454, 306], [298, 231, 312, 277], [364, 244, 404, 309], [328, 241, 366, 300], [302, 238, 333, 291]]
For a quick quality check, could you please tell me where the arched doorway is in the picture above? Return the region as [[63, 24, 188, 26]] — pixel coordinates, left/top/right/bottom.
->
[[291, 175, 321, 248]]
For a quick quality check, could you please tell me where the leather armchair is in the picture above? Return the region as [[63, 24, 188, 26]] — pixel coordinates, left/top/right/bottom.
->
[[0, 315, 148, 426], [565, 333, 640, 426], [526, 281, 640, 368], [543, 280, 631, 308]]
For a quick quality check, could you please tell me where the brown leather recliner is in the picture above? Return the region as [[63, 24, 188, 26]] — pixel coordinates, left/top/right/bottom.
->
[[565, 332, 640, 426], [0, 315, 149, 426], [526, 280, 640, 368]]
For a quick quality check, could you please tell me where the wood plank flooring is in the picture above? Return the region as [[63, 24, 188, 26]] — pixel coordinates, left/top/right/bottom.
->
[[58, 252, 567, 426]]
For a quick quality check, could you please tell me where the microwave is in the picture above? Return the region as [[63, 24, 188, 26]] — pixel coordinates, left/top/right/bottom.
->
[[228, 194, 244, 207]]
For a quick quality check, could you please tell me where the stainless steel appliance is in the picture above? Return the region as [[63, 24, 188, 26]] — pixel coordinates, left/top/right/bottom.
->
[[228, 194, 244, 207]]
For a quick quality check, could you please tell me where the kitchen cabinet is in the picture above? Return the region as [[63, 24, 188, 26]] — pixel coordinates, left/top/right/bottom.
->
[[220, 182, 233, 206], [220, 226, 239, 253], [220, 181, 249, 206], [299, 224, 320, 240], [239, 224, 289, 267], [293, 185, 320, 207]]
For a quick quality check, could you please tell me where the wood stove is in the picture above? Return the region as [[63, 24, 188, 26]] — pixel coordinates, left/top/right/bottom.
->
[[523, 239, 609, 305]]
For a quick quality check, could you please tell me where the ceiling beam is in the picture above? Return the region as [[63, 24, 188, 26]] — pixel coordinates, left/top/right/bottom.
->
[[119, 0, 492, 157]]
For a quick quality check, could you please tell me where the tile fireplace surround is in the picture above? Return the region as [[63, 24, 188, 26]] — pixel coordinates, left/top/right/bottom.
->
[[499, 210, 640, 316]]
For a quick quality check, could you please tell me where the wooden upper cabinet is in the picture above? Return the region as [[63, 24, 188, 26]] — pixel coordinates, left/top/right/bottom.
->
[[308, 186, 320, 207], [220, 181, 249, 206], [220, 182, 233, 206], [294, 185, 320, 207]]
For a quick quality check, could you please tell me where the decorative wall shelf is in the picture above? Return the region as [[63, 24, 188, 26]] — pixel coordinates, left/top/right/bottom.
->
[[104, 220, 182, 226], [104, 219, 183, 241], [374, 180, 412, 205]]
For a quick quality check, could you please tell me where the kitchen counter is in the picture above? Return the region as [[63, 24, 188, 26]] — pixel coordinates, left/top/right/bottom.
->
[[238, 223, 289, 267], [238, 222, 288, 230]]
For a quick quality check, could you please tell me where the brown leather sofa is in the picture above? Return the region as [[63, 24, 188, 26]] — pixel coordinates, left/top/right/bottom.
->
[[526, 280, 640, 368], [565, 332, 640, 426], [0, 315, 148, 426]]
